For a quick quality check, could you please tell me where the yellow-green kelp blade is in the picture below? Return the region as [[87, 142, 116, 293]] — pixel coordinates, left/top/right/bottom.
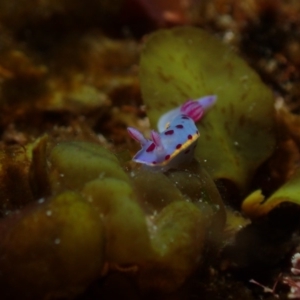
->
[[140, 26, 275, 190], [242, 168, 300, 218]]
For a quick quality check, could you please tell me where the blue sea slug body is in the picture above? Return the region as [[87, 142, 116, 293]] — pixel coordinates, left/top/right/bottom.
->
[[127, 95, 216, 169]]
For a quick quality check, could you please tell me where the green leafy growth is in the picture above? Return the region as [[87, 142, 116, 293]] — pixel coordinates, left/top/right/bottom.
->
[[82, 177, 153, 265], [0, 191, 105, 299], [0, 139, 227, 295], [138, 201, 206, 292], [131, 162, 226, 291], [140, 26, 275, 190], [242, 168, 300, 217], [48, 140, 129, 192]]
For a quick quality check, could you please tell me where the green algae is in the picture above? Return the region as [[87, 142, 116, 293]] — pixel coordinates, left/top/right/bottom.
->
[[131, 161, 226, 291], [138, 201, 206, 292], [166, 161, 226, 245], [132, 168, 186, 211], [0, 138, 226, 297], [82, 177, 153, 264], [0, 191, 105, 299], [47, 140, 129, 193], [132, 160, 225, 246], [0, 25, 274, 296], [139, 26, 276, 190], [242, 168, 300, 218]]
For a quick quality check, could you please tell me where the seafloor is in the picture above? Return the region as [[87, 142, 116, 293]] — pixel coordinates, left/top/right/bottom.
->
[[0, 0, 300, 299]]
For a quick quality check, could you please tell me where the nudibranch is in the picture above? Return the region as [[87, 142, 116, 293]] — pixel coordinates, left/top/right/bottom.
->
[[128, 95, 216, 170]]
